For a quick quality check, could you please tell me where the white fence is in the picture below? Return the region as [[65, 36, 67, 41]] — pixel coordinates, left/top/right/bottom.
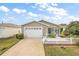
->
[[43, 37, 79, 44]]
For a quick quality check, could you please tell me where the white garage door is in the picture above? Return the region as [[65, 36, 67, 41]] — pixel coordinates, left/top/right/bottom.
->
[[24, 27, 43, 38]]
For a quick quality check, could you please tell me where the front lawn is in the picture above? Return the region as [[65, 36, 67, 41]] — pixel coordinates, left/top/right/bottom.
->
[[44, 45, 79, 56], [0, 36, 19, 55]]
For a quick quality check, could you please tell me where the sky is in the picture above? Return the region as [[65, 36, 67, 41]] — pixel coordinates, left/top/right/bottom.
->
[[0, 3, 79, 25]]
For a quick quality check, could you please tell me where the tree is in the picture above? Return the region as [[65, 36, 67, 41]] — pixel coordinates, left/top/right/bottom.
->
[[66, 21, 79, 35]]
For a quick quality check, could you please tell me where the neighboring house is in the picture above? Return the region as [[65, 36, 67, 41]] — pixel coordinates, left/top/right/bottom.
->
[[0, 23, 21, 38], [22, 20, 61, 38]]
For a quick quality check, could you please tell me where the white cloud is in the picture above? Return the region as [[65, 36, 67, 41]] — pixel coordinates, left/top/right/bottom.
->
[[53, 15, 63, 20], [33, 3, 58, 11], [28, 12, 38, 17], [8, 17, 15, 20], [32, 3, 50, 11], [68, 16, 79, 21], [13, 8, 26, 14], [47, 7, 68, 16], [33, 3, 68, 17], [2, 16, 16, 23], [38, 3, 49, 10], [51, 3, 58, 6], [0, 6, 10, 12]]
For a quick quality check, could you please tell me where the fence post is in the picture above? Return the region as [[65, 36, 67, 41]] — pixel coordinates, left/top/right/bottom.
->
[[42, 37, 46, 43], [70, 38, 72, 44]]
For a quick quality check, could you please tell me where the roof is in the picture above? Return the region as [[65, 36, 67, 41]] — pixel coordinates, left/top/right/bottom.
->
[[22, 20, 60, 28], [39, 20, 59, 27], [60, 24, 67, 26], [59, 24, 67, 28], [0, 23, 20, 28], [22, 21, 50, 27]]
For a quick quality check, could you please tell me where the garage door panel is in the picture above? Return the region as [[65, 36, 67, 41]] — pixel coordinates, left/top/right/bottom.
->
[[24, 27, 43, 38]]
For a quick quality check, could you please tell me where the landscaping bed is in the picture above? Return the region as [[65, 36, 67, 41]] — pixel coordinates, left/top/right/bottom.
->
[[44, 44, 79, 56], [0, 36, 20, 55]]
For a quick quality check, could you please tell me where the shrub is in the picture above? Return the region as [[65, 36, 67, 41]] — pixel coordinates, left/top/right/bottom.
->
[[60, 31, 66, 38], [60, 30, 70, 38], [66, 21, 79, 35], [48, 33, 56, 38], [16, 33, 24, 39], [64, 31, 70, 36]]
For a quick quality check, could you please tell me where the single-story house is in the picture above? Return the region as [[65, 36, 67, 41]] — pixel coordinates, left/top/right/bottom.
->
[[0, 23, 21, 38], [22, 20, 62, 38]]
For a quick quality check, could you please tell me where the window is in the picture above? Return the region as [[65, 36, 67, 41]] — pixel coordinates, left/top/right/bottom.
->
[[48, 28, 51, 34]]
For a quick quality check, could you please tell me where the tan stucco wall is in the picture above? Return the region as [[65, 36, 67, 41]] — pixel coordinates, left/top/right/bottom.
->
[[0, 27, 21, 38]]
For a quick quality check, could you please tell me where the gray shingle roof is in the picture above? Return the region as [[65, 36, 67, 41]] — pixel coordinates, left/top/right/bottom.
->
[[22, 21, 49, 27], [39, 20, 59, 27]]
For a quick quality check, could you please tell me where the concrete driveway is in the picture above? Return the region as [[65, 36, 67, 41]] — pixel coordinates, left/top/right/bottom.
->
[[2, 39, 45, 56]]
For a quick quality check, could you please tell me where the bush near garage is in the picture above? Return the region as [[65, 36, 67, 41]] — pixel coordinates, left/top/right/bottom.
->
[[16, 33, 24, 40]]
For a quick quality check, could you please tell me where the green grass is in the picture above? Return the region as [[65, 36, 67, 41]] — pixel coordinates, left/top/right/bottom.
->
[[0, 36, 19, 55], [66, 34, 79, 38], [44, 45, 79, 56]]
